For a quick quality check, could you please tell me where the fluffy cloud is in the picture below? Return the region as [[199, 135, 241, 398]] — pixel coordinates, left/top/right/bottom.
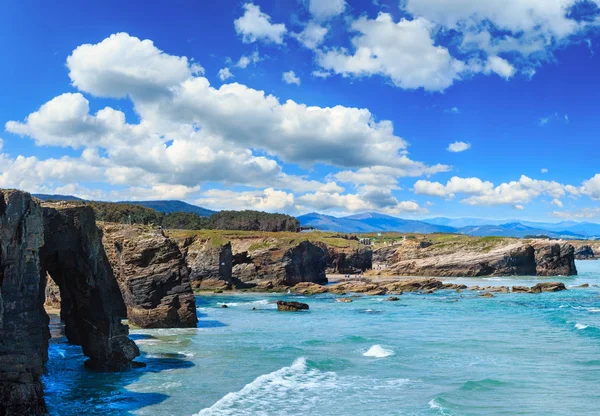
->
[[581, 174, 600, 199], [218, 68, 234, 81], [414, 176, 494, 198], [196, 188, 295, 212], [293, 22, 328, 49], [407, 0, 580, 35], [234, 3, 287, 44], [334, 163, 450, 189], [317, 14, 466, 91], [308, 0, 346, 20], [5, 32, 445, 207], [447, 141, 471, 152], [66, 33, 202, 99], [552, 207, 600, 219], [236, 51, 261, 68], [297, 190, 425, 215], [282, 70, 301, 85], [415, 175, 581, 207], [485, 56, 516, 79]]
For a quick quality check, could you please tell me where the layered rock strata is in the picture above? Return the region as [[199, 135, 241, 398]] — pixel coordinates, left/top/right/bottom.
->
[[101, 224, 197, 328]]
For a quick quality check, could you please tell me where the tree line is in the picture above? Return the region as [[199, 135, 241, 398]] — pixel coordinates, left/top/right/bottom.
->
[[83, 201, 299, 232]]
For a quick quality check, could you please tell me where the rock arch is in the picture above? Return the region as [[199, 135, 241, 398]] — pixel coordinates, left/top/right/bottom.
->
[[0, 191, 140, 415]]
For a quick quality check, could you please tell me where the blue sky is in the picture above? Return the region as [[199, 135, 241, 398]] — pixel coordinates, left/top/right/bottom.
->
[[2, 0, 600, 221]]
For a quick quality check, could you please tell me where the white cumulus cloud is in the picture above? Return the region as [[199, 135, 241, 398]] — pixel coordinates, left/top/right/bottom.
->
[[447, 141, 471, 152], [234, 3, 287, 44], [282, 70, 301, 85]]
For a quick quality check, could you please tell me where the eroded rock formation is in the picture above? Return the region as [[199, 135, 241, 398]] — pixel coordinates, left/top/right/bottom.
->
[[574, 245, 595, 260], [533, 242, 577, 276], [40, 203, 140, 371], [0, 192, 144, 415], [0, 190, 47, 415], [101, 224, 197, 328], [323, 246, 373, 274], [180, 238, 233, 290], [370, 238, 576, 277], [231, 240, 327, 286]]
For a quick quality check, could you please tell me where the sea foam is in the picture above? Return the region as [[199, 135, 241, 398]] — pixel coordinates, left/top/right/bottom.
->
[[575, 323, 589, 330], [194, 357, 338, 416], [363, 345, 395, 358]]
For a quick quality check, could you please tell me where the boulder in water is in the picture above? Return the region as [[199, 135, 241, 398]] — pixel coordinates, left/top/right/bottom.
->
[[277, 300, 309, 311]]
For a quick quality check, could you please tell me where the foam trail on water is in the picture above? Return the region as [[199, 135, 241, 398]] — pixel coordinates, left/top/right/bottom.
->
[[363, 345, 395, 358], [194, 357, 337, 416]]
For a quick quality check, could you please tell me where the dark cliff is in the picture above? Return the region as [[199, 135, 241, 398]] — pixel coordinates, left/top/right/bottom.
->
[[1, 192, 141, 415], [0, 190, 47, 415], [40, 204, 140, 371], [101, 224, 197, 328]]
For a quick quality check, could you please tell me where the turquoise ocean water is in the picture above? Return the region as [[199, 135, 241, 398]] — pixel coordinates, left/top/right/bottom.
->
[[44, 260, 600, 415]]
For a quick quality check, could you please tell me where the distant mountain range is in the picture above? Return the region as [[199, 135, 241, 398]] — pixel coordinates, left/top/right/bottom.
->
[[298, 212, 457, 234], [31, 194, 600, 239], [299, 212, 599, 239]]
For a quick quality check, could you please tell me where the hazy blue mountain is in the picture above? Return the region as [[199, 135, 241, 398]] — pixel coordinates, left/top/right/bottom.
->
[[458, 223, 586, 239], [32, 193, 84, 201], [426, 217, 600, 238], [298, 212, 457, 233], [426, 217, 511, 228], [121, 200, 216, 217]]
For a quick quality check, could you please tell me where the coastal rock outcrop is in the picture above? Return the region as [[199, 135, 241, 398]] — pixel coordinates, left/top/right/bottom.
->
[[533, 242, 577, 276], [180, 239, 233, 290], [574, 245, 595, 260], [1, 192, 141, 415], [370, 236, 576, 277], [101, 224, 197, 328], [324, 246, 373, 274], [231, 240, 327, 287], [0, 190, 47, 415], [40, 203, 140, 371]]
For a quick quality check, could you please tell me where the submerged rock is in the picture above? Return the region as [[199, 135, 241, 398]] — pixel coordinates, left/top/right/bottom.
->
[[328, 282, 383, 295], [530, 282, 567, 293], [479, 292, 495, 298], [335, 297, 353, 303], [387, 296, 400, 302], [511, 282, 567, 293], [291, 282, 328, 295], [277, 300, 309, 311], [381, 278, 444, 293]]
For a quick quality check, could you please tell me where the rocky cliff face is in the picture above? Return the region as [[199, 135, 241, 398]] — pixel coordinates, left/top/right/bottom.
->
[[40, 204, 140, 371], [533, 242, 577, 276], [179, 238, 233, 290], [231, 240, 327, 286], [323, 246, 373, 274], [371, 237, 576, 277], [0, 190, 47, 415], [101, 224, 197, 328], [1, 192, 142, 415], [574, 245, 595, 260]]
